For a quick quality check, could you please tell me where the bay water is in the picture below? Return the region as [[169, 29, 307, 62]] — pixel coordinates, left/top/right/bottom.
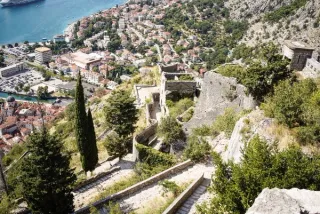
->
[[0, 0, 125, 44]]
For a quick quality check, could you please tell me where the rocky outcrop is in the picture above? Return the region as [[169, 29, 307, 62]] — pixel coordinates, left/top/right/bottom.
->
[[223, 109, 274, 163], [246, 188, 320, 214], [183, 72, 256, 133]]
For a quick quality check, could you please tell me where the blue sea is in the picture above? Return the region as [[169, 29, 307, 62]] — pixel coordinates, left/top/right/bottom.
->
[[0, 0, 125, 44]]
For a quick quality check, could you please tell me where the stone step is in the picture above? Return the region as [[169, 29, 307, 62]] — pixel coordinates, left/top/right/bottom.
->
[[175, 179, 211, 214]]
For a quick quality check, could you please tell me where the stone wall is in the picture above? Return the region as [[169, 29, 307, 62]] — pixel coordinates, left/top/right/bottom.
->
[[73, 166, 120, 191], [290, 49, 313, 71], [184, 72, 256, 133], [132, 122, 158, 161], [74, 160, 194, 214], [160, 63, 179, 73]]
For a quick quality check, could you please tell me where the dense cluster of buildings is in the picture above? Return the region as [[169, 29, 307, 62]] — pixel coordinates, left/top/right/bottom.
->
[[0, 96, 64, 153]]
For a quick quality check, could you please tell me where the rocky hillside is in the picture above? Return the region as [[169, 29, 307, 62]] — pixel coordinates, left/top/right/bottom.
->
[[226, 0, 320, 51]]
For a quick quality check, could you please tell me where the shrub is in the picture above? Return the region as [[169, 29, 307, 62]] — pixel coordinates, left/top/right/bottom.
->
[[157, 116, 185, 145], [192, 125, 213, 136], [212, 108, 239, 137], [168, 98, 194, 118], [184, 135, 211, 162], [135, 143, 176, 167], [159, 180, 182, 197], [182, 108, 194, 122]]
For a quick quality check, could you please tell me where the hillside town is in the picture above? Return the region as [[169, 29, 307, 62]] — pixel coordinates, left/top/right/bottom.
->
[[1, 0, 320, 213]]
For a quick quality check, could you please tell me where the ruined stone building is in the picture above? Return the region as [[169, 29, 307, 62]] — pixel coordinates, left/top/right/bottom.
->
[[282, 40, 315, 71]]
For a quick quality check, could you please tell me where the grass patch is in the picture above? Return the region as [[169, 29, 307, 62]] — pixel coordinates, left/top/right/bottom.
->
[[167, 98, 194, 118], [135, 181, 191, 214], [192, 108, 242, 138], [182, 108, 194, 122], [93, 173, 142, 202]]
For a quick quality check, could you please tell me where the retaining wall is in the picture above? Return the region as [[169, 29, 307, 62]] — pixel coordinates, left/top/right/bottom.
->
[[73, 166, 121, 192], [74, 160, 194, 214], [132, 121, 158, 161], [162, 173, 204, 214]]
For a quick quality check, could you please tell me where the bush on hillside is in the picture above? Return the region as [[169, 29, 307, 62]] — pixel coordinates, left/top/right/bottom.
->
[[263, 79, 320, 144], [184, 135, 211, 162], [197, 136, 320, 213]]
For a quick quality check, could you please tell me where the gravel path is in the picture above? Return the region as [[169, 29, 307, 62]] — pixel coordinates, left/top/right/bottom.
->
[[73, 155, 135, 209], [118, 163, 214, 213]]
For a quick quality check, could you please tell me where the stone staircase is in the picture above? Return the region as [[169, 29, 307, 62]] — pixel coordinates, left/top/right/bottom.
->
[[175, 178, 211, 214]]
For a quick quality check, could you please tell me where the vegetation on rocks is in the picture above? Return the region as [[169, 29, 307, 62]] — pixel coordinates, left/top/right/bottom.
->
[[192, 108, 241, 138], [263, 79, 320, 145], [183, 135, 211, 162], [198, 136, 320, 214], [264, 0, 309, 23]]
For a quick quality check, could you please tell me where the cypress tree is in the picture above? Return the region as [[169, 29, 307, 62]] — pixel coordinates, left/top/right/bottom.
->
[[86, 108, 98, 171], [74, 74, 89, 171], [20, 130, 76, 214]]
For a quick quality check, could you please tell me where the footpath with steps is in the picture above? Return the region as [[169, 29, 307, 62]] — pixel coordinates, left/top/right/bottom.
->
[[176, 178, 211, 214]]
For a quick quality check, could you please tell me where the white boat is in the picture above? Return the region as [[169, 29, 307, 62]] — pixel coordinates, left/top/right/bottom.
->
[[0, 0, 44, 7]]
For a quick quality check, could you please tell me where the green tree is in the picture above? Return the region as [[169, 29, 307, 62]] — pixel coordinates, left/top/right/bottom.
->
[[157, 116, 184, 145], [23, 85, 30, 93], [86, 109, 99, 171], [74, 74, 89, 171], [104, 131, 130, 159], [20, 130, 76, 214], [37, 86, 49, 99], [104, 89, 138, 137]]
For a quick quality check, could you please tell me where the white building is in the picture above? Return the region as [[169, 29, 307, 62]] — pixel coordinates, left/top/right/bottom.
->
[[53, 35, 65, 43], [35, 47, 52, 64], [61, 52, 102, 70], [0, 62, 25, 77], [82, 71, 103, 85]]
